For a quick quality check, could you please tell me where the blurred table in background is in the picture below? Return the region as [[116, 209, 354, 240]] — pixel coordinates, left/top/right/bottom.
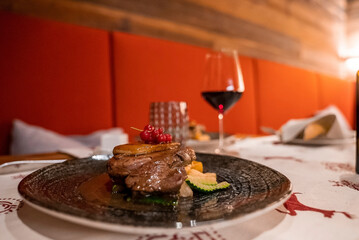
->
[[0, 152, 73, 165]]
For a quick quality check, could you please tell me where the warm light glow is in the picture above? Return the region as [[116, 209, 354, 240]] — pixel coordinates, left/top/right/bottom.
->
[[345, 57, 359, 74], [341, 46, 359, 59], [219, 104, 223, 110]]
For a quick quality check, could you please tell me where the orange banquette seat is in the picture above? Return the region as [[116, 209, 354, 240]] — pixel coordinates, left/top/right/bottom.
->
[[0, 12, 113, 154], [0, 11, 355, 154]]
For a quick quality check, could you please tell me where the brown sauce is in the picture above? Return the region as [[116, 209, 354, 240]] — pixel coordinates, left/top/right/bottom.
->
[[78, 173, 176, 212]]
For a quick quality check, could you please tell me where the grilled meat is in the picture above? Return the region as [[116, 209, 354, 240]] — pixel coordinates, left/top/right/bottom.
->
[[107, 143, 196, 194]]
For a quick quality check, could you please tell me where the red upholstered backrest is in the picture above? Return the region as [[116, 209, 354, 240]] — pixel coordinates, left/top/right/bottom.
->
[[254, 59, 320, 131], [0, 12, 113, 154], [111, 32, 258, 141], [317, 74, 355, 128], [0, 11, 356, 154]]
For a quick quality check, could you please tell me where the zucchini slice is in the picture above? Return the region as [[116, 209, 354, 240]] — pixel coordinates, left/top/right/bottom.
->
[[186, 178, 230, 193]]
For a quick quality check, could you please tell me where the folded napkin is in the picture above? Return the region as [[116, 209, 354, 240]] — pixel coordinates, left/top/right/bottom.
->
[[278, 105, 353, 143], [11, 119, 128, 158]]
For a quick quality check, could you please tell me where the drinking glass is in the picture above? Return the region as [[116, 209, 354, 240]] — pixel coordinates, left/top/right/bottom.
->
[[202, 49, 245, 153], [149, 101, 189, 143]]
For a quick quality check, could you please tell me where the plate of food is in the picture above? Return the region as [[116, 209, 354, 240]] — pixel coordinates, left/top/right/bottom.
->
[[187, 120, 237, 151], [18, 126, 292, 234], [262, 112, 355, 146]]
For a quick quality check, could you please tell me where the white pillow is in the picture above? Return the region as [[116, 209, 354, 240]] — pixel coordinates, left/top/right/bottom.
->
[[11, 119, 91, 156]]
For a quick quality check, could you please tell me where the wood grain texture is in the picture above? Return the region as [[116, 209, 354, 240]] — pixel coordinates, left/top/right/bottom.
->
[[347, 0, 359, 57], [0, 0, 348, 77]]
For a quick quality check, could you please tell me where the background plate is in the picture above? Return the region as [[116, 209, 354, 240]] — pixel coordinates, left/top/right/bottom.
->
[[18, 153, 292, 234], [186, 132, 235, 151]]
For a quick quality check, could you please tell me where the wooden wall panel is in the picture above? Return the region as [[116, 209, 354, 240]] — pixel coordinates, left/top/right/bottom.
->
[[347, 0, 359, 56], [0, 0, 348, 78]]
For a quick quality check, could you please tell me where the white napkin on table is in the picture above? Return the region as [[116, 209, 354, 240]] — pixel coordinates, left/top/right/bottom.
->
[[10, 119, 128, 158], [279, 105, 353, 143], [10, 119, 92, 157]]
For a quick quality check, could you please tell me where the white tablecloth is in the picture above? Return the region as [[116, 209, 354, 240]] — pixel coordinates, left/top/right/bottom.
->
[[1, 136, 359, 240]]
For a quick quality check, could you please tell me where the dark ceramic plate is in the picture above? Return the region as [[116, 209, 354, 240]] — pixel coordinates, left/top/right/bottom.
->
[[18, 153, 292, 234]]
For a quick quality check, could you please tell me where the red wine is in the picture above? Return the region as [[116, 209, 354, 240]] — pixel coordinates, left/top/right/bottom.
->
[[201, 91, 243, 113]]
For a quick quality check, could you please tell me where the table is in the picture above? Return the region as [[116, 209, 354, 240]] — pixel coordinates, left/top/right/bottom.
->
[[0, 152, 73, 164], [1, 136, 359, 240]]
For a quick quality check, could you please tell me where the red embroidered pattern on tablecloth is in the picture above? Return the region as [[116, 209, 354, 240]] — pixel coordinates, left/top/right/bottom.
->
[[136, 229, 225, 240], [0, 198, 23, 215], [322, 162, 355, 172], [276, 193, 353, 219], [329, 180, 359, 191], [263, 156, 304, 163]]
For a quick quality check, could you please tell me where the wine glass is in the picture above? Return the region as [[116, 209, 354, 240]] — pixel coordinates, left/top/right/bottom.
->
[[202, 49, 245, 153]]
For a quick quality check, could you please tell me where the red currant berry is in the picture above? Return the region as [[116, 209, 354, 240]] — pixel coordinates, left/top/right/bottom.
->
[[157, 128, 164, 134], [157, 134, 167, 143], [140, 130, 151, 142], [147, 134, 155, 144], [144, 124, 154, 132], [152, 129, 160, 139], [165, 134, 172, 143]]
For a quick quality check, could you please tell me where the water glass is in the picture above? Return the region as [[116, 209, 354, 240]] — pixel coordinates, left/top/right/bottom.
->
[[149, 101, 189, 143]]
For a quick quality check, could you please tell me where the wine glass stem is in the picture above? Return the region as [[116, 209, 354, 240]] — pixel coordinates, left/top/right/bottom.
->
[[218, 112, 224, 152]]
